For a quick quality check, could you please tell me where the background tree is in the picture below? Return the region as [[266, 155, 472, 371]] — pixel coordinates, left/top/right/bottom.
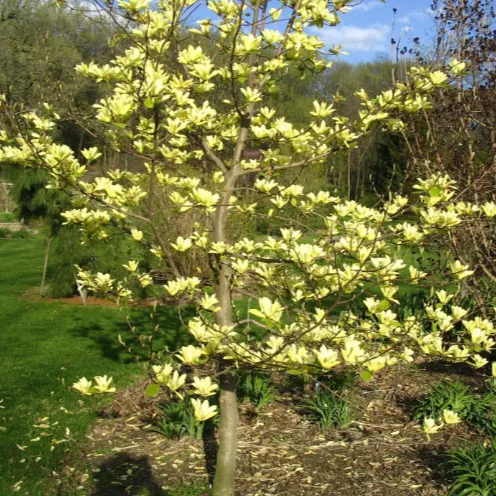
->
[[401, 0, 496, 314]]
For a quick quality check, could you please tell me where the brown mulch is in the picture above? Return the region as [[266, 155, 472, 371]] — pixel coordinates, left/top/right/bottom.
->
[[45, 295, 120, 307], [60, 360, 486, 496], [23, 289, 177, 308]]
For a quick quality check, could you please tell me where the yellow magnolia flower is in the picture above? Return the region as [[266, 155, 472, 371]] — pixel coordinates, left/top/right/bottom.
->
[[470, 354, 489, 369], [250, 297, 284, 322], [81, 147, 102, 162], [152, 364, 174, 384], [123, 260, 139, 272], [191, 398, 218, 421], [364, 356, 388, 373], [422, 418, 443, 438], [449, 260, 474, 280], [429, 70, 448, 86], [254, 178, 278, 193], [171, 236, 193, 252], [286, 344, 312, 365], [315, 345, 340, 370], [481, 201, 496, 217], [341, 336, 365, 364], [436, 290, 453, 306], [138, 274, 153, 288], [442, 409, 461, 425], [93, 272, 114, 292], [450, 59, 466, 75], [131, 229, 143, 241], [166, 370, 187, 392], [452, 306, 468, 321], [176, 345, 204, 365], [72, 377, 93, 395], [199, 293, 220, 312], [310, 100, 335, 118], [93, 375, 116, 393], [192, 376, 218, 397]]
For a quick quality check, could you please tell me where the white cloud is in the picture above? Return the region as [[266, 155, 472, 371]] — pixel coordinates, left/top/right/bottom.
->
[[397, 9, 432, 26], [410, 10, 430, 20], [351, 1, 385, 13], [425, 7, 439, 16], [314, 24, 390, 52]]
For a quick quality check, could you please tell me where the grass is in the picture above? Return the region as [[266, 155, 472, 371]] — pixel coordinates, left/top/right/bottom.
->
[[0, 235, 190, 495]]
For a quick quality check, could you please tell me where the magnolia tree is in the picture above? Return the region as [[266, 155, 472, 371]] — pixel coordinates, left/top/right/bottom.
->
[[2, 0, 496, 494]]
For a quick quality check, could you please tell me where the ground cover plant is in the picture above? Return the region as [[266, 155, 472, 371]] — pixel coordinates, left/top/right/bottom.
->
[[2, 0, 496, 495]]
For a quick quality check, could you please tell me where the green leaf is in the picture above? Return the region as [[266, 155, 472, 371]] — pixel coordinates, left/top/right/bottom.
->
[[144, 98, 155, 109], [376, 299, 390, 312], [360, 370, 373, 382], [287, 369, 304, 376], [145, 383, 160, 398], [429, 186, 441, 197]]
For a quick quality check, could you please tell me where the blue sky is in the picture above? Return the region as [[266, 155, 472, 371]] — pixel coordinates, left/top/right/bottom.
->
[[318, 0, 433, 62], [188, 0, 437, 64], [318, 0, 437, 63]]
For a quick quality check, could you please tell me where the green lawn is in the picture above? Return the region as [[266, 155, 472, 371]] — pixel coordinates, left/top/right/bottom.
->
[[0, 236, 190, 495]]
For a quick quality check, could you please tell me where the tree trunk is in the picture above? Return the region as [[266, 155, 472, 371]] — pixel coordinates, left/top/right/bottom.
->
[[211, 369, 239, 496], [40, 236, 51, 297], [210, 123, 247, 496]]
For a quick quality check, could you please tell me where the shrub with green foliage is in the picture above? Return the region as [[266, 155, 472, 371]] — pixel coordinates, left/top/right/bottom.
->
[[447, 441, 496, 496], [0, 212, 15, 222], [47, 225, 148, 298]]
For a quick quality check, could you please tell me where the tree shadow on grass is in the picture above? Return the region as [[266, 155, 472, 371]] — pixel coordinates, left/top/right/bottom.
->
[[91, 452, 210, 496], [92, 453, 166, 496], [67, 305, 196, 363]]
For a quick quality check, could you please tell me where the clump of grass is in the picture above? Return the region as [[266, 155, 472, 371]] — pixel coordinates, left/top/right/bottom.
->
[[413, 379, 496, 436], [413, 380, 477, 421], [305, 389, 353, 431], [154, 399, 206, 440], [446, 441, 496, 496], [237, 371, 276, 410], [164, 481, 209, 496], [0, 212, 15, 222]]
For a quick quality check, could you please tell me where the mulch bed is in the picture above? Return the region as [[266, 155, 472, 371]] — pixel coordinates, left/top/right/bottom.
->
[[57, 360, 486, 496]]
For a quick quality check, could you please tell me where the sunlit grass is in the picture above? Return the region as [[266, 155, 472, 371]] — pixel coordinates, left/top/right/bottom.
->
[[0, 236, 189, 495]]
